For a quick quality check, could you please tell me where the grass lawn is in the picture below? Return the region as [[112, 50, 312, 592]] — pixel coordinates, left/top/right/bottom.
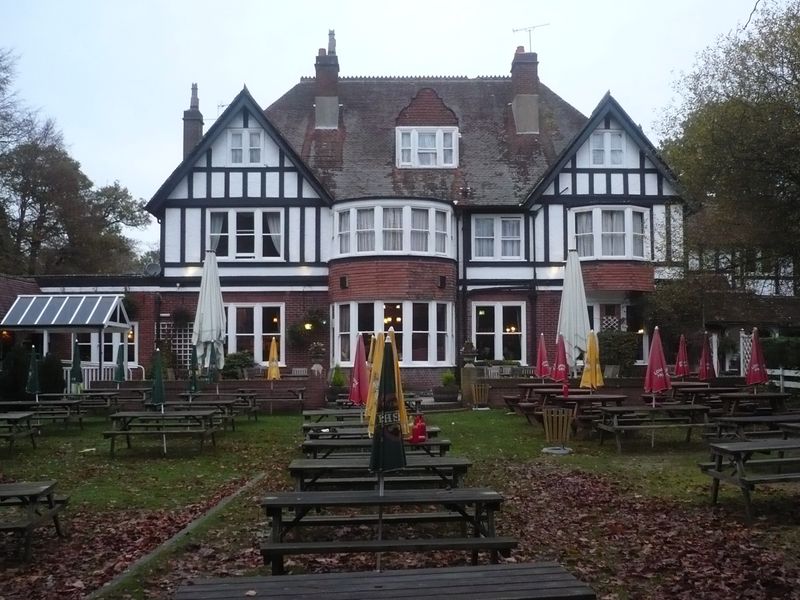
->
[[1, 409, 799, 599]]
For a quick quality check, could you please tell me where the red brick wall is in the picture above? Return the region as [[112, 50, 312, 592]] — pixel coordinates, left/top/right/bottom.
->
[[582, 262, 654, 292], [329, 258, 456, 302], [396, 88, 458, 126]]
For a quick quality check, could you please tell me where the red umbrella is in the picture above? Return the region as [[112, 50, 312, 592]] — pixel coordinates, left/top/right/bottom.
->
[[551, 334, 568, 383], [697, 333, 716, 381], [534, 333, 550, 379], [644, 326, 672, 400], [673, 334, 690, 378], [348, 334, 370, 406], [745, 327, 768, 387]]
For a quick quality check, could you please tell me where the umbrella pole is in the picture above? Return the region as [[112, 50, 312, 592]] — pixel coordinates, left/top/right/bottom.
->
[[161, 404, 167, 455], [377, 471, 384, 572]]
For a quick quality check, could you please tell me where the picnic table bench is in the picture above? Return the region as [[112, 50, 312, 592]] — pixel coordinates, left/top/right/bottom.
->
[[174, 561, 597, 599], [303, 408, 366, 422], [259, 487, 515, 575], [162, 398, 238, 431], [710, 414, 800, 440], [0, 480, 68, 560], [288, 455, 471, 491], [0, 399, 84, 429], [0, 411, 37, 453], [596, 404, 711, 453], [717, 391, 791, 415], [302, 437, 452, 458], [699, 438, 800, 522], [104, 410, 220, 456], [303, 422, 441, 439]]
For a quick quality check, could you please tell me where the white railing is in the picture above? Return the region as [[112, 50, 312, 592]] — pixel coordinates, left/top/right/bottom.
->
[[61, 364, 144, 390], [766, 368, 800, 391]]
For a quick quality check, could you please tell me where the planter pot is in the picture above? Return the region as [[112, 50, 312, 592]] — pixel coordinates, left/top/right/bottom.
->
[[325, 386, 349, 402], [432, 385, 459, 402]]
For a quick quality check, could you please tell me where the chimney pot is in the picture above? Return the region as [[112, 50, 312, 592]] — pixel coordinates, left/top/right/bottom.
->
[[516, 45, 525, 54], [183, 83, 204, 158], [315, 32, 340, 128], [318, 48, 326, 56]]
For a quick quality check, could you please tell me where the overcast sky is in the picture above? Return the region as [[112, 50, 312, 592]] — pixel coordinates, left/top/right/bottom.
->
[[2, 0, 763, 252]]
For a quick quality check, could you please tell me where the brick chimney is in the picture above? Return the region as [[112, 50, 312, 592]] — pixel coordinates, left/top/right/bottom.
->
[[183, 83, 204, 158], [314, 30, 339, 129], [510, 47, 539, 134]]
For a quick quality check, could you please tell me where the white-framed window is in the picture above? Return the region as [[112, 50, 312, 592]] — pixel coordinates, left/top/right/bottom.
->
[[229, 129, 263, 165], [472, 302, 525, 362], [335, 204, 452, 258], [72, 325, 139, 366], [472, 216, 523, 260], [573, 207, 649, 259], [395, 127, 459, 168], [225, 303, 284, 364], [590, 130, 624, 166], [208, 209, 283, 260], [334, 301, 453, 366]]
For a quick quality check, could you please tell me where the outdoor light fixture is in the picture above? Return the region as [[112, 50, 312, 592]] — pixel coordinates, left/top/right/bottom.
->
[[303, 322, 313, 331]]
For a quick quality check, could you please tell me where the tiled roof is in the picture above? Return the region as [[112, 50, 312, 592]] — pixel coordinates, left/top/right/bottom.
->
[[265, 77, 586, 206]]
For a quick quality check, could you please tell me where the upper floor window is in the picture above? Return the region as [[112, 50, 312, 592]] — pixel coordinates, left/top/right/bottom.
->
[[472, 216, 523, 260], [336, 204, 451, 257], [396, 127, 459, 168], [229, 129, 262, 165], [209, 209, 283, 260], [573, 207, 648, 259], [591, 130, 624, 166]]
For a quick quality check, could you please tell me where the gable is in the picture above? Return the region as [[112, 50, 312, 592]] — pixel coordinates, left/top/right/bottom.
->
[[147, 88, 331, 216], [396, 88, 458, 126]]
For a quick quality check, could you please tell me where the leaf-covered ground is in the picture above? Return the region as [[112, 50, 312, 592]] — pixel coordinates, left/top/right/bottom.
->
[[4, 461, 798, 599]]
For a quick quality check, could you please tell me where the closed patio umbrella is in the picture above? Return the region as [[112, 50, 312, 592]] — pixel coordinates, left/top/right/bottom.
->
[[550, 334, 569, 383], [673, 334, 690, 378], [192, 249, 226, 385], [745, 327, 768, 388], [266, 337, 280, 390], [698, 333, 716, 381], [187, 346, 199, 394], [579, 330, 604, 390], [25, 347, 40, 401], [348, 334, 369, 407], [70, 338, 83, 394], [151, 348, 167, 454], [534, 333, 550, 380], [644, 326, 672, 401], [113, 343, 126, 388], [557, 249, 591, 377]]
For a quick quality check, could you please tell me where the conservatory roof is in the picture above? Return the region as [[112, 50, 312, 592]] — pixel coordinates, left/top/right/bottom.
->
[[0, 294, 131, 333]]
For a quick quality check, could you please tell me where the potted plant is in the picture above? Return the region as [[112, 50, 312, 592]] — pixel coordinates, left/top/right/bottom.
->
[[432, 369, 459, 402], [325, 364, 348, 402]]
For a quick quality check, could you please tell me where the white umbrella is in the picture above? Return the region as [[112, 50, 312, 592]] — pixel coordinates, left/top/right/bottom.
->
[[557, 249, 591, 377], [192, 250, 226, 381]]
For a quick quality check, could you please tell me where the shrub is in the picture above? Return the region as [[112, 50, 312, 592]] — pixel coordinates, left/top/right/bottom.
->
[[597, 330, 640, 376], [440, 370, 457, 387], [762, 337, 800, 369], [330, 364, 346, 387], [40, 352, 66, 393], [221, 351, 254, 379]]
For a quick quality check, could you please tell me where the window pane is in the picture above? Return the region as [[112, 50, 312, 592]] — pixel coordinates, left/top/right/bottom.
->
[[338, 211, 350, 254], [236, 212, 255, 255], [262, 212, 281, 257], [436, 303, 447, 362], [357, 303, 374, 334], [263, 306, 280, 334], [412, 303, 429, 362], [474, 218, 495, 258], [435, 211, 447, 253], [236, 307, 254, 355], [476, 334, 494, 361], [633, 211, 645, 257], [383, 208, 403, 251], [210, 212, 229, 256], [411, 208, 428, 252], [500, 218, 521, 258], [339, 304, 350, 363], [356, 209, 375, 251], [418, 133, 436, 149], [475, 306, 494, 332], [610, 132, 623, 165], [591, 133, 604, 165]]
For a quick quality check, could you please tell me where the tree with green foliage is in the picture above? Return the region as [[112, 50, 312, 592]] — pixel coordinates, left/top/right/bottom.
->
[[662, 0, 800, 290]]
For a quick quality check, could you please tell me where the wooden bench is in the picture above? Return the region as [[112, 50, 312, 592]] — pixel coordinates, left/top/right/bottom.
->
[[103, 428, 218, 456], [0, 482, 68, 560], [261, 537, 517, 575], [254, 396, 303, 415], [306, 474, 452, 490], [174, 562, 598, 599]]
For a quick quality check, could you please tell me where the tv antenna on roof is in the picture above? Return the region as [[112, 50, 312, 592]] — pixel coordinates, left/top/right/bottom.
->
[[512, 23, 550, 51]]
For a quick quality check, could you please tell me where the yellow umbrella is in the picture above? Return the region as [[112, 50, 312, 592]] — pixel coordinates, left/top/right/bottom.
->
[[266, 336, 281, 390], [579, 329, 604, 390], [364, 332, 385, 435]]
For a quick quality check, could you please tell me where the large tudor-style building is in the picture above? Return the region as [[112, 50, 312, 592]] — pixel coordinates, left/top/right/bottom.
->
[[3, 35, 686, 390]]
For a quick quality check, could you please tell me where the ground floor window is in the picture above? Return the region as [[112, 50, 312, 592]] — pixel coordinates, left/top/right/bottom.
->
[[333, 300, 453, 366], [72, 324, 139, 365], [226, 303, 284, 364], [472, 302, 525, 363]]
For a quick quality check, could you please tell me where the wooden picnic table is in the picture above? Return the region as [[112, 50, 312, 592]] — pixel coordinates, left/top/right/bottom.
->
[[303, 408, 365, 422], [0, 480, 68, 560], [160, 398, 238, 430], [302, 437, 452, 458], [288, 455, 472, 491], [717, 391, 791, 415], [712, 414, 800, 439], [673, 386, 740, 403], [0, 399, 84, 429], [516, 394, 625, 428], [596, 404, 711, 453], [517, 382, 573, 402], [303, 422, 441, 439], [0, 411, 37, 453], [258, 487, 514, 575], [104, 410, 220, 456], [700, 438, 800, 522], [176, 562, 596, 599]]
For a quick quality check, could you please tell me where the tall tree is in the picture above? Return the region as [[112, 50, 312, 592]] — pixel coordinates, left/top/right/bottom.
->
[[662, 0, 800, 285]]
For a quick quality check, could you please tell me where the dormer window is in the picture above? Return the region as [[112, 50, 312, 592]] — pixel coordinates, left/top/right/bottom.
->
[[229, 129, 262, 165], [396, 127, 458, 168]]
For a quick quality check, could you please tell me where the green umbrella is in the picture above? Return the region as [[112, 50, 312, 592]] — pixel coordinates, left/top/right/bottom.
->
[[70, 338, 83, 394], [206, 343, 218, 384], [188, 346, 199, 394], [113, 343, 126, 388], [150, 349, 167, 454], [25, 347, 40, 400]]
